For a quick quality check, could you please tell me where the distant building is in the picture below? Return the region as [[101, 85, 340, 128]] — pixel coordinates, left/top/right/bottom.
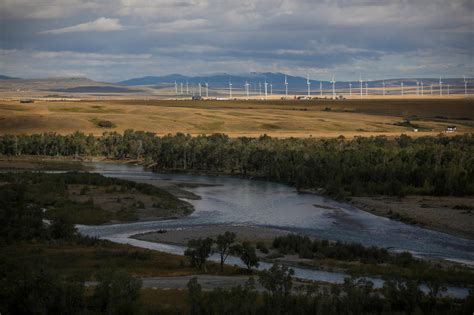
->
[[446, 126, 457, 133], [20, 99, 34, 103]]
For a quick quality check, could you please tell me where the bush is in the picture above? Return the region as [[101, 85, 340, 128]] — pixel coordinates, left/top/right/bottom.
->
[[97, 120, 115, 128], [256, 241, 269, 254], [92, 269, 142, 314]]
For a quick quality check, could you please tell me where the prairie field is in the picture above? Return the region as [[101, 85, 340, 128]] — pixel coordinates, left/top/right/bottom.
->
[[0, 98, 473, 137]]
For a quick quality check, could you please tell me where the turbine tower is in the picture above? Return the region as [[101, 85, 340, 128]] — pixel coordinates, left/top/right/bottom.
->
[[421, 80, 424, 96], [306, 74, 311, 97], [205, 82, 209, 97], [382, 80, 386, 96], [186, 81, 189, 95], [416, 81, 419, 96], [264, 79, 268, 100], [229, 79, 232, 98], [359, 75, 363, 99], [198, 82, 202, 97], [284, 75, 288, 97], [180, 82, 183, 95], [330, 75, 336, 99], [174, 81, 178, 95], [365, 82, 368, 96], [439, 77, 443, 95], [349, 82, 352, 96], [244, 81, 250, 99], [464, 76, 468, 97], [320, 81, 322, 97], [270, 82, 273, 96], [259, 81, 262, 98], [401, 82, 404, 96]]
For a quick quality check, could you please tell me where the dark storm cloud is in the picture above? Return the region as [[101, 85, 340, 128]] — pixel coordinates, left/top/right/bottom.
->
[[0, 0, 472, 81]]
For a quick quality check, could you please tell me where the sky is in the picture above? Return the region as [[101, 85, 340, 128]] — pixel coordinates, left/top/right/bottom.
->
[[0, 0, 473, 82]]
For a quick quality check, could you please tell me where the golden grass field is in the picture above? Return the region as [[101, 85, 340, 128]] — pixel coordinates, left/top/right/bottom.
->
[[0, 98, 473, 138]]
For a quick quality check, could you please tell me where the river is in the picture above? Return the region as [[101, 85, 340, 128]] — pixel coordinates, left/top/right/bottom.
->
[[77, 162, 474, 297]]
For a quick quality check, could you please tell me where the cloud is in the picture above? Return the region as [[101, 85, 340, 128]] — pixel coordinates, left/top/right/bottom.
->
[[0, 1, 473, 80], [149, 18, 210, 32], [41, 17, 123, 34]]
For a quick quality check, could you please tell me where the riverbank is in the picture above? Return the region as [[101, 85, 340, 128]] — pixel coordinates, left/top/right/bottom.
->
[[131, 225, 474, 289], [132, 225, 289, 247], [2, 155, 473, 241], [351, 196, 474, 240], [0, 169, 195, 225]]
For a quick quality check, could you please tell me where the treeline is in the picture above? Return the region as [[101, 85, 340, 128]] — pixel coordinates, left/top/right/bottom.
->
[[274, 234, 395, 262], [0, 181, 144, 314], [184, 232, 259, 272], [1, 131, 473, 196], [187, 266, 474, 315], [271, 234, 474, 286]]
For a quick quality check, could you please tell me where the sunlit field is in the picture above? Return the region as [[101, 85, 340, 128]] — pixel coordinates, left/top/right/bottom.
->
[[1, 98, 472, 137]]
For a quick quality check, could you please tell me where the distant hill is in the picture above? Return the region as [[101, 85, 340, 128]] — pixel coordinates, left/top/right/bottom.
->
[[0, 77, 146, 96], [0, 75, 19, 80], [119, 72, 308, 88], [51, 86, 143, 93], [119, 73, 470, 91]]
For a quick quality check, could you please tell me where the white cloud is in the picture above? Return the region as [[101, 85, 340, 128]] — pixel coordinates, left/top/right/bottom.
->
[[41, 17, 123, 34], [149, 19, 209, 32], [0, 0, 101, 19]]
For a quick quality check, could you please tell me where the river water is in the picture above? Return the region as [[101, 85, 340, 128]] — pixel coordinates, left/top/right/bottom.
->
[[77, 162, 474, 297]]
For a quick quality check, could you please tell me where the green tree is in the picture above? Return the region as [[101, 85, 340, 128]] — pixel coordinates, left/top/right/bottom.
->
[[215, 231, 236, 271], [184, 237, 214, 272], [233, 241, 259, 271], [92, 269, 142, 315], [49, 216, 77, 240], [187, 277, 203, 315], [258, 264, 294, 297]]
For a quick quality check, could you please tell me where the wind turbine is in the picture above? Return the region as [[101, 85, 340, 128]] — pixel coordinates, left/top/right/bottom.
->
[[464, 76, 468, 97], [186, 81, 189, 95], [244, 81, 250, 99], [439, 77, 443, 95], [320, 81, 322, 97], [421, 80, 424, 96], [180, 82, 183, 95], [349, 82, 352, 96], [198, 82, 202, 97], [365, 82, 368, 96], [416, 81, 419, 96], [229, 79, 233, 98], [174, 81, 178, 95], [330, 75, 336, 99], [306, 74, 311, 97], [205, 82, 209, 97], [401, 82, 404, 96], [264, 79, 268, 100], [359, 75, 363, 99], [382, 80, 386, 96], [259, 81, 262, 98], [284, 75, 288, 97], [270, 82, 273, 96]]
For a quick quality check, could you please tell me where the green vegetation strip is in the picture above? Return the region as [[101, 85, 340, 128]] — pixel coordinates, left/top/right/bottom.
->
[[0, 171, 193, 225], [1, 131, 473, 197]]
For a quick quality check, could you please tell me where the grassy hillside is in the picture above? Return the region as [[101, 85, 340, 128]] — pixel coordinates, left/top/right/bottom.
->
[[0, 99, 472, 137]]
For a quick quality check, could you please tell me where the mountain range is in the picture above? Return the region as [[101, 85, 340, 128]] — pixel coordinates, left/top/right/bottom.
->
[[0, 73, 469, 92], [118, 73, 469, 90]]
